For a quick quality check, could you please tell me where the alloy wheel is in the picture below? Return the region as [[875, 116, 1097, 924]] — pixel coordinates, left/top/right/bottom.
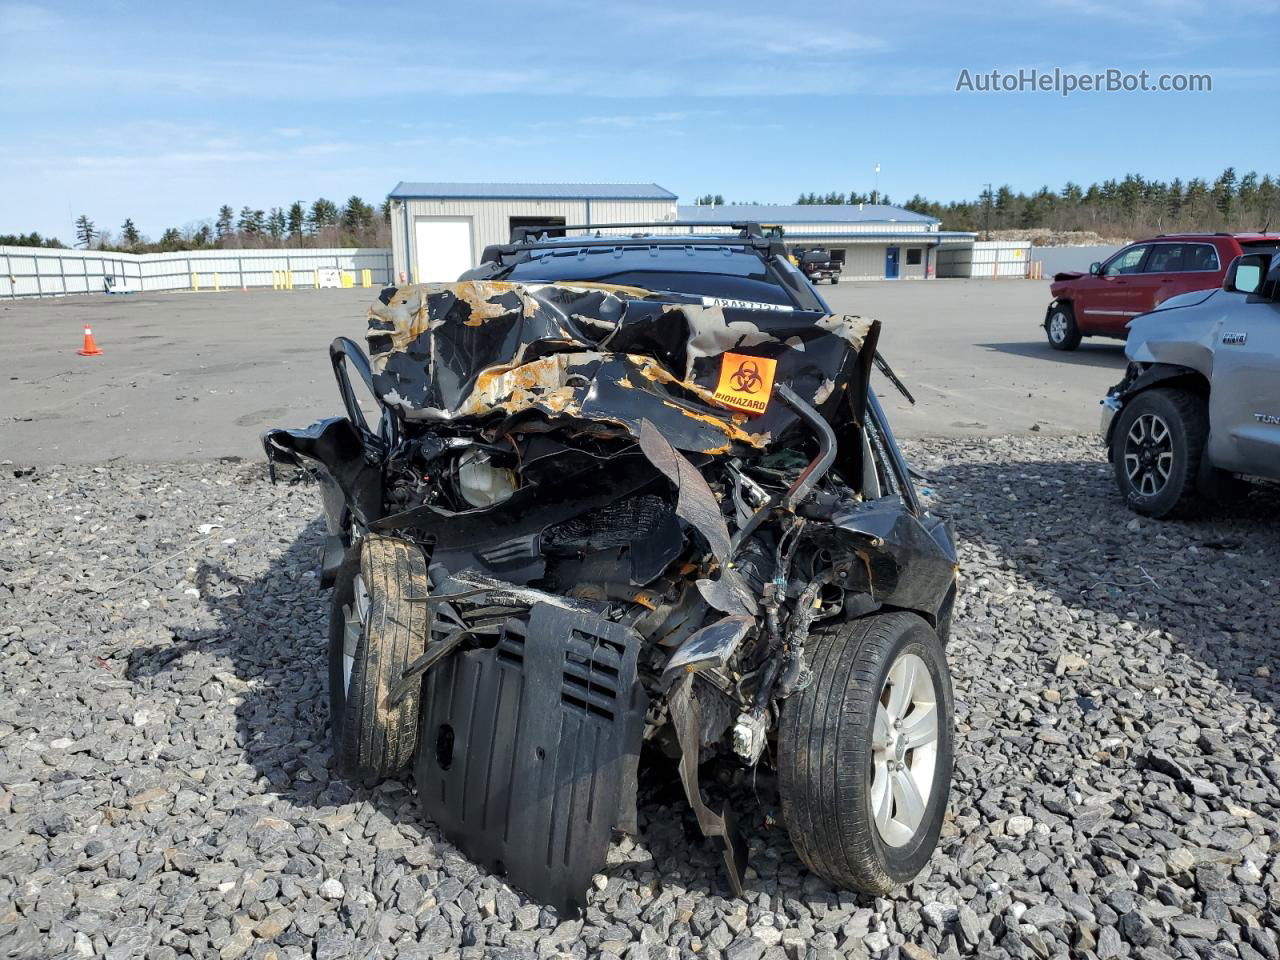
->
[[341, 578, 371, 695], [870, 652, 939, 847], [1048, 312, 1068, 343], [1124, 413, 1174, 497]]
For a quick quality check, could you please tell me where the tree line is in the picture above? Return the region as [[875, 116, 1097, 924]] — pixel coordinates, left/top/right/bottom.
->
[[2, 197, 393, 254], [790, 168, 1279, 238], [8, 170, 1278, 251]]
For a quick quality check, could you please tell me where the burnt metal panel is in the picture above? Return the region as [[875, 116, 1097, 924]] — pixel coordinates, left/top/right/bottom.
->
[[414, 602, 647, 914]]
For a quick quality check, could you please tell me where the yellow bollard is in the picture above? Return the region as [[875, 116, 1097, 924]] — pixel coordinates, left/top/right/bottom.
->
[[341, 272, 354, 289], [287, 270, 293, 290], [214, 272, 220, 293], [361, 269, 372, 288], [192, 272, 199, 292], [314, 270, 319, 290]]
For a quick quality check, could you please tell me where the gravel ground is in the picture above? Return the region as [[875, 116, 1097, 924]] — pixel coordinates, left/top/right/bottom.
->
[[1, 436, 1277, 960]]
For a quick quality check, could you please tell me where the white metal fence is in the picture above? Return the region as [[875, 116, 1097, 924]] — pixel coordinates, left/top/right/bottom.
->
[[0, 245, 393, 298], [936, 241, 1036, 279]]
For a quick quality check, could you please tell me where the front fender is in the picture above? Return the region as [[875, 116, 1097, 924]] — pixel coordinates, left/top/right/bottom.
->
[[1043, 298, 1067, 328], [262, 416, 383, 532], [1101, 362, 1208, 453]]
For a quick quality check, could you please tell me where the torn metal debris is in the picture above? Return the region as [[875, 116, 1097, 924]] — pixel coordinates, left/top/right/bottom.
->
[[264, 277, 958, 913]]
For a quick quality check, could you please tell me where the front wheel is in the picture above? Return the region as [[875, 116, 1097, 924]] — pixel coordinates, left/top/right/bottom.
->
[[328, 535, 429, 780], [1045, 303, 1081, 351], [777, 612, 954, 895], [1110, 388, 1208, 518]]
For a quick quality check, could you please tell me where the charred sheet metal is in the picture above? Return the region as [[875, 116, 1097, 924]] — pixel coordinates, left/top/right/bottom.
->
[[638, 419, 757, 617], [668, 675, 748, 896], [661, 615, 755, 689], [365, 281, 872, 456]]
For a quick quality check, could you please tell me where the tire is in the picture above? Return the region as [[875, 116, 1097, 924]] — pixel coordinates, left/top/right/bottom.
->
[[1110, 388, 1208, 519], [777, 612, 954, 895], [1045, 303, 1081, 351], [328, 534, 429, 780]]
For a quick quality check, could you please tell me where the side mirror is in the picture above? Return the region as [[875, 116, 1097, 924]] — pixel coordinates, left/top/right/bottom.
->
[[1088, 261, 1102, 276], [1224, 253, 1272, 295]]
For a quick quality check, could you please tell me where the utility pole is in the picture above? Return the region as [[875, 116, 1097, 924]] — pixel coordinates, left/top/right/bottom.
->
[[982, 183, 992, 240], [874, 163, 881, 205]]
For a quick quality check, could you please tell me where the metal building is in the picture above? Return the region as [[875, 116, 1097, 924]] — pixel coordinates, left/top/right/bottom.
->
[[386, 183, 980, 283], [677, 204, 976, 280], [388, 182, 678, 282]]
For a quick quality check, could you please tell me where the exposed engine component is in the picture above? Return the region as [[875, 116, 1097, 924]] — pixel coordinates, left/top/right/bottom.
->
[[454, 449, 517, 508], [731, 710, 769, 765]]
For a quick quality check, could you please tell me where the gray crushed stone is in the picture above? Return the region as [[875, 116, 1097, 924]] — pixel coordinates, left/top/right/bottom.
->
[[0, 435, 1277, 959]]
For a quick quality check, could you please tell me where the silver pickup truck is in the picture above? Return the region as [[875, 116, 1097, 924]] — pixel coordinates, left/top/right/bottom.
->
[[1102, 249, 1280, 518]]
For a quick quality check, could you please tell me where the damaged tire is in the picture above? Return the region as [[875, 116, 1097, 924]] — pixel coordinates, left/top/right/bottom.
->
[[328, 534, 429, 781], [777, 612, 953, 895]]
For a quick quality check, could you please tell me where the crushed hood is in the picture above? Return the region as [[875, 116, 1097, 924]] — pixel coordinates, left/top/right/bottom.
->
[[366, 281, 873, 456]]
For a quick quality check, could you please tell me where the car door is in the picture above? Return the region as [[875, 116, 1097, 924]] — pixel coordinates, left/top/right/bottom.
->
[[1149, 241, 1224, 304], [1075, 244, 1157, 335], [1141, 242, 1187, 310], [1207, 271, 1280, 478], [1080, 244, 1151, 333]]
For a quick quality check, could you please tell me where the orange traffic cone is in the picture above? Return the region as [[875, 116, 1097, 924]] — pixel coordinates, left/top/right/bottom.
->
[[77, 324, 103, 356]]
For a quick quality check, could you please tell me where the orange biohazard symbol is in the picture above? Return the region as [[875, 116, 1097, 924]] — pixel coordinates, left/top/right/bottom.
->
[[713, 352, 777, 415]]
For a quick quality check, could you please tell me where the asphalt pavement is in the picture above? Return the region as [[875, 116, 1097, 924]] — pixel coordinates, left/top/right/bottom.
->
[[0, 280, 1129, 464]]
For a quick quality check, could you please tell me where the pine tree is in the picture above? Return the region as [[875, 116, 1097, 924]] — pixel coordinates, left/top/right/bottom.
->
[[1166, 179, 1184, 223], [1214, 167, 1237, 220], [120, 218, 141, 250], [216, 205, 234, 241], [341, 196, 374, 232], [286, 202, 306, 241], [74, 215, 97, 249], [268, 208, 286, 239], [238, 207, 260, 236], [307, 198, 339, 234]]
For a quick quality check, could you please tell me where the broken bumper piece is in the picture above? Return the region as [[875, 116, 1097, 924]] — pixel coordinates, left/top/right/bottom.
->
[[412, 572, 647, 915]]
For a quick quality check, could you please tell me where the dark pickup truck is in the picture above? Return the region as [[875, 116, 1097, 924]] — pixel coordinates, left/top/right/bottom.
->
[[796, 248, 842, 284]]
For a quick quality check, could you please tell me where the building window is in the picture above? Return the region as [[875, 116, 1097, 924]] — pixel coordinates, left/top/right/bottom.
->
[[906, 248, 922, 265]]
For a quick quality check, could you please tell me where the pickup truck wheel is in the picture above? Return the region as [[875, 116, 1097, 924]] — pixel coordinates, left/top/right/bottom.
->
[[777, 613, 954, 895], [328, 535, 429, 780], [1111, 388, 1208, 518], [1046, 303, 1081, 351]]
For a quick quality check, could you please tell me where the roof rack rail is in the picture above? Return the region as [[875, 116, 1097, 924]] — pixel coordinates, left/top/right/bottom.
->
[[509, 221, 774, 243]]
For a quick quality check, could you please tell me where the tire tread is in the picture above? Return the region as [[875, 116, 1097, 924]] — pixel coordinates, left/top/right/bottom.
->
[[332, 535, 428, 780], [778, 612, 953, 895]]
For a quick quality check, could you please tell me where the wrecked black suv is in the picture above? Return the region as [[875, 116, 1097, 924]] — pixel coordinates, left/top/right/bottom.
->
[[263, 223, 958, 912]]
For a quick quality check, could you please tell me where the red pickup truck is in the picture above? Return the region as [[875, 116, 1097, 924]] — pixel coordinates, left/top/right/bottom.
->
[[1043, 233, 1279, 350]]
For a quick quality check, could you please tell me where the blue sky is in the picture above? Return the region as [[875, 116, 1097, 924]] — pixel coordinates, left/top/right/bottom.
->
[[3, 0, 1278, 241]]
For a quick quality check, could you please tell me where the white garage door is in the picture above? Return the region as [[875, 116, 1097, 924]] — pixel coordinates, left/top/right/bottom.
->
[[413, 217, 473, 282]]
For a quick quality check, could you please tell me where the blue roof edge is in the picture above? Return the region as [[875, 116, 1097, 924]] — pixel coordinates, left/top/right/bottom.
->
[[388, 181, 677, 201]]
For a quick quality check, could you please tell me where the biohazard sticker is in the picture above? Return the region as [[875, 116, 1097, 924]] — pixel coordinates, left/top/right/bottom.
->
[[713, 353, 776, 415]]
